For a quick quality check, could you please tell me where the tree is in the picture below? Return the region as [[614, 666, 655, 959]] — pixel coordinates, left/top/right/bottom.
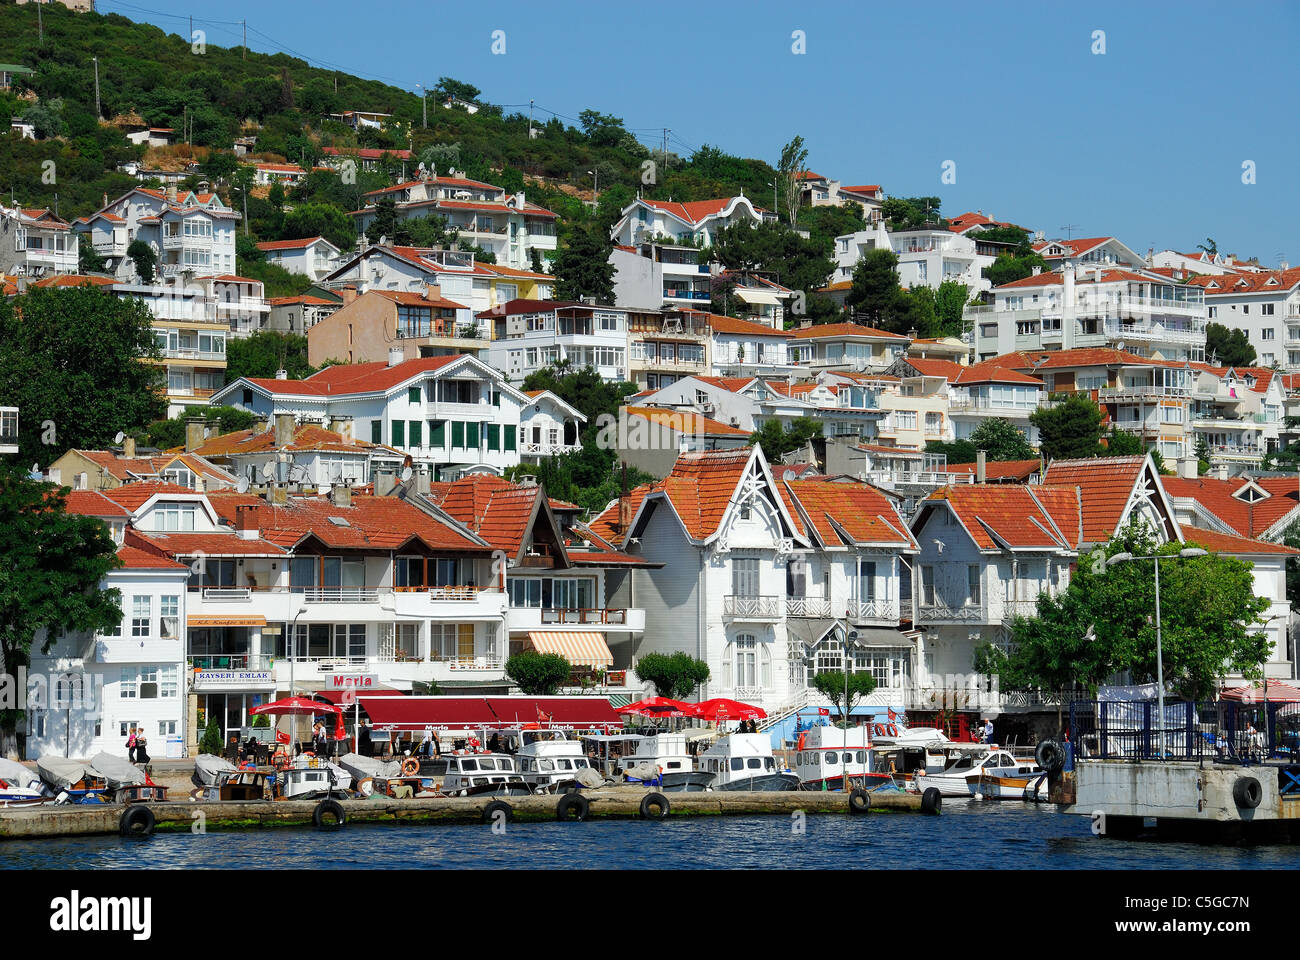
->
[[705, 221, 836, 311], [845, 249, 902, 326], [78, 234, 107, 274], [634, 652, 710, 700], [1196, 238, 1218, 258], [0, 286, 165, 467], [1104, 428, 1145, 456], [750, 417, 822, 462], [0, 477, 124, 757], [1030, 393, 1103, 461], [552, 225, 615, 304], [1205, 322, 1257, 367], [505, 650, 571, 695], [984, 251, 1049, 287], [967, 418, 1036, 461], [777, 135, 809, 225], [225, 331, 315, 383], [996, 523, 1270, 719], [433, 78, 481, 103], [126, 239, 157, 283], [145, 405, 259, 450], [812, 670, 877, 721], [880, 196, 944, 231], [199, 716, 223, 756], [368, 195, 399, 244], [280, 202, 356, 253]]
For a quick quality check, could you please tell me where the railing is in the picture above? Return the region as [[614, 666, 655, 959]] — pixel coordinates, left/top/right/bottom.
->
[[846, 599, 901, 622], [440, 656, 504, 670], [539, 607, 628, 625], [1001, 599, 1039, 621], [162, 347, 226, 362], [1097, 386, 1192, 401], [189, 654, 274, 671], [916, 602, 987, 623], [947, 397, 1043, 414], [785, 596, 831, 618], [520, 441, 582, 456], [192, 585, 497, 599], [1067, 699, 1298, 762], [757, 688, 810, 733], [866, 470, 974, 487], [301, 587, 382, 603], [201, 587, 251, 601], [723, 595, 782, 619]]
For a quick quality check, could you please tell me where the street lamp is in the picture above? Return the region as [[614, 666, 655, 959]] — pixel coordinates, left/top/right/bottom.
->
[[587, 169, 598, 204], [1106, 547, 1207, 756], [287, 605, 306, 748]]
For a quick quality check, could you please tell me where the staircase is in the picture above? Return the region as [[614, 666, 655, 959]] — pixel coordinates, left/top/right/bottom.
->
[[757, 689, 811, 733]]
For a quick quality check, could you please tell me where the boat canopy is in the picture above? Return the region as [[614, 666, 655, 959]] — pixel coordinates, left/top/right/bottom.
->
[[89, 752, 146, 789], [192, 753, 238, 787], [36, 756, 88, 790], [0, 757, 42, 790]]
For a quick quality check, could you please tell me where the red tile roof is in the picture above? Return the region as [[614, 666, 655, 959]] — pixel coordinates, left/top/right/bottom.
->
[[131, 531, 286, 556], [623, 406, 750, 437], [942, 459, 1043, 481], [115, 545, 186, 570], [1181, 528, 1300, 556], [790, 322, 907, 341], [1160, 475, 1300, 539], [184, 423, 398, 458], [1185, 266, 1300, 297], [924, 484, 1079, 550], [245, 355, 466, 397], [1032, 237, 1114, 258], [994, 268, 1161, 290], [782, 479, 914, 548], [639, 197, 747, 225], [256, 237, 332, 251], [987, 348, 1187, 371], [705, 314, 791, 338], [62, 490, 131, 518], [100, 481, 204, 511], [1040, 456, 1151, 544]]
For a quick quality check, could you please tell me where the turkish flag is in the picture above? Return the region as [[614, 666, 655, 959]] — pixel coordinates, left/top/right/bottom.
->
[[275, 730, 291, 744], [818, 707, 830, 716]]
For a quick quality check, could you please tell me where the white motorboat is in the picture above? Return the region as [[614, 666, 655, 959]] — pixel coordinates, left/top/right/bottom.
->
[[579, 733, 645, 778], [272, 755, 352, 800], [699, 733, 799, 791], [440, 752, 530, 796], [910, 748, 1038, 798], [963, 753, 1048, 801], [793, 725, 894, 792], [617, 730, 715, 792], [0, 758, 50, 806], [504, 729, 600, 791]]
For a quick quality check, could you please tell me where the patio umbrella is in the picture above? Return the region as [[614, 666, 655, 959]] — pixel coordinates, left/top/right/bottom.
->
[[616, 697, 692, 718], [1220, 682, 1300, 703], [687, 698, 767, 722], [251, 697, 343, 751]]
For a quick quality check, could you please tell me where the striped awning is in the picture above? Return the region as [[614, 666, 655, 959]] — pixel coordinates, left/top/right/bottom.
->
[[526, 631, 613, 668]]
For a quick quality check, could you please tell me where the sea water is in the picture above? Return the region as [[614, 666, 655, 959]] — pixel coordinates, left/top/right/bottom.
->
[[1, 802, 1296, 870]]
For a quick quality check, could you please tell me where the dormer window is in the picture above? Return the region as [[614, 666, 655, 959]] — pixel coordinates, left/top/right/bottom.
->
[[155, 501, 198, 531]]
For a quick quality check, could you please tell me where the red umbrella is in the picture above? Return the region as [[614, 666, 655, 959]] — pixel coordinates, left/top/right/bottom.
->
[[250, 696, 342, 716], [617, 697, 692, 717], [687, 698, 767, 722], [1220, 682, 1300, 703]]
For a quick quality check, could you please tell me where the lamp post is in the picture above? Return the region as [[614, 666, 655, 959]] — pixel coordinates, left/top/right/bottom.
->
[[288, 605, 306, 748], [587, 169, 598, 205], [1106, 547, 1207, 756]]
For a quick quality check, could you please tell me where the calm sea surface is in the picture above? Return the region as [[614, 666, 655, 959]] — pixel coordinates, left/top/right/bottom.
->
[[2, 802, 1296, 870]]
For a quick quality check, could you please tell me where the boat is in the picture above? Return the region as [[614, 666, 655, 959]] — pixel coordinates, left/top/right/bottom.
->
[[272, 755, 353, 800], [87, 752, 166, 802], [338, 752, 439, 798], [579, 733, 645, 778], [36, 756, 111, 804], [910, 748, 1039, 798], [793, 725, 893, 792], [440, 752, 530, 796], [617, 731, 715, 792], [0, 758, 51, 806], [192, 753, 239, 788], [503, 729, 601, 791], [868, 727, 989, 790], [964, 754, 1048, 801], [698, 733, 800, 791]]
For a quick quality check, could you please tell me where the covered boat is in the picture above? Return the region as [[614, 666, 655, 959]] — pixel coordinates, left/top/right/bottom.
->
[[0, 758, 49, 805], [37, 756, 92, 791], [698, 733, 799, 791], [0, 758, 43, 792], [192, 753, 238, 787], [337, 752, 403, 782], [89, 752, 147, 789]]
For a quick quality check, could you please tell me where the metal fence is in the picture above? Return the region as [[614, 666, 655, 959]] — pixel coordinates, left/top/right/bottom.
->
[[1068, 699, 1300, 763]]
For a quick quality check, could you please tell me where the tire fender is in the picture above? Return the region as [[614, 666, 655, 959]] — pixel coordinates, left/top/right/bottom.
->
[[639, 792, 670, 820]]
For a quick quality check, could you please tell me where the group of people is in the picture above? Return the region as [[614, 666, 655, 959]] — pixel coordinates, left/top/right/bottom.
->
[[124, 727, 151, 764]]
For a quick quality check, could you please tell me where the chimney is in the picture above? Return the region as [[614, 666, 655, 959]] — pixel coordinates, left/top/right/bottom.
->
[[166, 183, 178, 203], [340, 285, 358, 306], [328, 415, 353, 440], [274, 368, 288, 380], [516, 190, 526, 209], [375, 467, 397, 497], [235, 503, 261, 540], [271, 484, 288, 506], [1031, 265, 1042, 276], [976, 449, 986, 483], [185, 417, 206, 453], [122, 436, 136, 459], [617, 496, 633, 534], [274, 413, 295, 448], [388, 346, 404, 367], [422, 283, 442, 301], [1178, 455, 1198, 480], [1213, 463, 1229, 481], [331, 482, 352, 508], [414, 467, 431, 496]]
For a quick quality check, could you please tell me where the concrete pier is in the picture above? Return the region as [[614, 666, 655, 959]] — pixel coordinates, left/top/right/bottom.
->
[[0, 788, 923, 840]]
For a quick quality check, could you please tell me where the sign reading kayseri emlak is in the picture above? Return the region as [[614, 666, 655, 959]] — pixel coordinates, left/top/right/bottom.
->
[[327, 674, 379, 691], [193, 670, 275, 691]]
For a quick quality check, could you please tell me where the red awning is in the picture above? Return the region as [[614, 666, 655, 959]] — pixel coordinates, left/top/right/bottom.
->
[[485, 697, 623, 729], [359, 696, 499, 732], [1220, 682, 1300, 703]]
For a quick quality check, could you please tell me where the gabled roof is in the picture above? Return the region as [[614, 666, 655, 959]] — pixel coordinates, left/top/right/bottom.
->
[[115, 545, 187, 571], [99, 481, 206, 511], [181, 423, 401, 459], [256, 236, 338, 252], [230, 354, 513, 401], [1186, 266, 1300, 297], [920, 484, 1079, 551], [942, 459, 1043, 482], [1032, 237, 1115, 258], [781, 479, 915, 549], [987, 348, 1187, 371], [1161, 475, 1300, 540], [705, 314, 792, 338], [1041, 455, 1178, 545], [63, 489, 132, 518], [623, 406, 750, 437], [1181, 528, 1300, 557], [790, 323, 907, 341], [637, 196, 751, 226]]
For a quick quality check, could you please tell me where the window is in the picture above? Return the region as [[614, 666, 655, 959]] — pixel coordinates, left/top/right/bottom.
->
[[408, 420, 422, 447], [392, 420, 405, 447], [159, 596, 179, 639], [725, 634, 769, 688], [732, 558, 759, 596], [487, 424, 500, 451], [921, 566, 935, 606], [451, 421, 465, 448], [155, 502, 197, 531], [858, 559, 877, 601], [968, 565, 981, 605], [371, 420, 382, 444], [504, 425, 516, 451], [132, 596, 151, 637], [409, 386, 422, 403], [395, 556, 425, 588], [925, 411, 942, 434], [1262, 328, 1276, 340], [429, 419, 446, 446], [895, 410, 917, 430], [466, 421, 480, 447]]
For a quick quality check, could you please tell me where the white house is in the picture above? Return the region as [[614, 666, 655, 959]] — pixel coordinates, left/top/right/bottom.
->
[[609, 195, 772, 248], [484, 300, 629, 384], [1187, 267, 1300, 371], [256, 236, 342, 282]]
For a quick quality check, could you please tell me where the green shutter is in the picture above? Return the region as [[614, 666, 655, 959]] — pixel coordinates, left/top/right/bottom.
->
[[430, 419, 445, 446], [392, 420, 405, 447], [371, 420, 382, 444], [408, 420, 422, 447], [505, 425, 516, 451], [451, 421, 465, 448], [487, 424, 500, 451], [492, 390, 501, 407], [466, 421, 480, 447], [409, 386, 421, 404]]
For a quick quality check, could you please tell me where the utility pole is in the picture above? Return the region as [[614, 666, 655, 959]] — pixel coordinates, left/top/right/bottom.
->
[[528, 99, 534, 139], [242, 20, 247, 59], [37, 2, 42, 41], [92, 57, 100, 120]]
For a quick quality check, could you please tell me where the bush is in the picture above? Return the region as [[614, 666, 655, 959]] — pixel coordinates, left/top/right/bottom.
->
[[199, 717, 223, 755], [635, 652, 710, 700], [505, 650, 571, 695]]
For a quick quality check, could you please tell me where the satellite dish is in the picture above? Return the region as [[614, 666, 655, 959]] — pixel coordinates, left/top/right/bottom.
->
[[114, 431, 126, 445], [261, 461, 276, 480], [236, 477, 250, 494], [400, 466, 413, 483]]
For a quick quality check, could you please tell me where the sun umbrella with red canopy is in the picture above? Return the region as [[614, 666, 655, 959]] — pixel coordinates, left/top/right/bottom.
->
[[616, 697, 692, 718], [1220, 682, 1300, 703], [687, 698, 767, 722], [251, 696, 346, 741]]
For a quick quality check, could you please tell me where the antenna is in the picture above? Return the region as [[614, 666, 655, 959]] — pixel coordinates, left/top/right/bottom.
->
[[113, 431, 125, 445], [236, 477, 250, 494], [261, 461, 276, 480], [1059, 224, 1080, 241]]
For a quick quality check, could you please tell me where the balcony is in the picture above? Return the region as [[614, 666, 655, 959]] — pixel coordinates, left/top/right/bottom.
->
[[722, 595, 782, 620], [947, 397, 1042, 416], [1097, 386, 1191, 402], [508, 606, 644, 633], [916, 602, 987, 624], [1001, 600, 1039, 621], [215, 298, 271, 315], [189, 653, 274, 671], [785, 596, 831, 618], [846, 599, 901, 623], [161, 347, 226, 362], [95, 637, 182, 664], [520, 441, 582, 457]]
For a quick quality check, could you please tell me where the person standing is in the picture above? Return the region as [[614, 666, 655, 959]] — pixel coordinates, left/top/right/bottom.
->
[[126, 726, 138, 763]]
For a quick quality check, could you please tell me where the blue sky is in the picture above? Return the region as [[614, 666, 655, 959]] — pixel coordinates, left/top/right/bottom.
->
[[100, 0, 1298, 263]]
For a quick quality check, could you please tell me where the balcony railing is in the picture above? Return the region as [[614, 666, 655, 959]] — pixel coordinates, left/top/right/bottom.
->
[[539, 607, 629, 625], [916, 602, 987, 623], [785, 596, 831, 618], [847, 599, 901, 622], [723, 595, 782, 619], [189, 654, 274, 671], [521, 441, 582, 457], [1097, 386, 1192, 402], [1001, 599, 1039, 621]]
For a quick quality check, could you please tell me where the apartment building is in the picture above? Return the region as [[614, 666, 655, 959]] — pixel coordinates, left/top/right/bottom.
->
[[307, 286, 480, 368], [610, 195, 773, 249], [1187, 267, 1300, 370], [256, 236, 343, 282], [1186, 364, 1285, 469], [627, 308, 710, 391], [484, 299, 629, 384], [212, 354, 529, 479], [350, 172, 558, 271], [0, 204, 77, 278], [832, 223, 997, 296], [708, 314, 795, 378], [1031, 236, 1146, 271], [788, 322, 909, 374], [970, 265, 1208, 363]]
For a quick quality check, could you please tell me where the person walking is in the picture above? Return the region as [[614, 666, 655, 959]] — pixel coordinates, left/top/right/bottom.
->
[[126, 726, 138, 763]]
